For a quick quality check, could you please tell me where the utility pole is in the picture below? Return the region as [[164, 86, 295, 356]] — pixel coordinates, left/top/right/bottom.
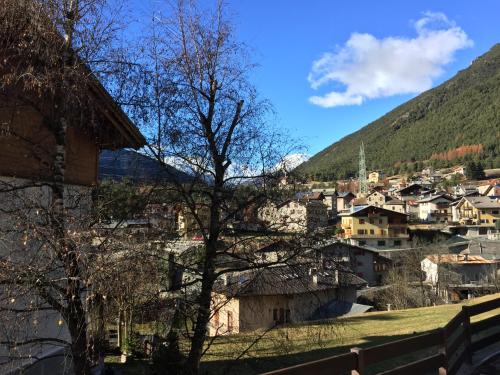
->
[[359, 142, 368, 196]]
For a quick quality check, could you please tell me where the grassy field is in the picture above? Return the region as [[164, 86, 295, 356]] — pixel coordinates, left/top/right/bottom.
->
[[201, 293, 500, 374], [106, 293, 500, 374]]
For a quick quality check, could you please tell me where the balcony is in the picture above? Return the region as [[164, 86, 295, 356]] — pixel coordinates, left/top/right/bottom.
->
[[345, 233, 410, 239]]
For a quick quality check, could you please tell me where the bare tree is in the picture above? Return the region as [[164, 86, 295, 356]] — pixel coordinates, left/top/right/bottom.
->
[[120, 1, 303, 373]]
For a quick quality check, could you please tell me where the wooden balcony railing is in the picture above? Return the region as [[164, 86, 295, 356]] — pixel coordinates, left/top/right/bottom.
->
[[262, 297, 500, 375]]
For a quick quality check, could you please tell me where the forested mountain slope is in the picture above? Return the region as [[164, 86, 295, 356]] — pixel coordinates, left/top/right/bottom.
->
[[297, 44, 500, 180]]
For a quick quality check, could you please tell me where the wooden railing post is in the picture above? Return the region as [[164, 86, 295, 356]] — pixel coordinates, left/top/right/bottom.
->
[[439, 327, 448, 375], [351, 347, 365, 375], [462, 305, 473, 364]]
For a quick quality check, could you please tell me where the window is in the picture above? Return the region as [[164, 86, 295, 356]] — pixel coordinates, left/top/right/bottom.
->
[[273, 309, 278, 322], [377, 240, 386, 246], [357, 229, 365, 235], [285, 309, 291, 323], [369, 218, 374, 224], [370, 229, 374, 235], [214, 310, 219, 328], [279, 308, 285, 324], [359, 219, 365, 224], [0, 122, 11, 137], [493, 210, 499, 215], [359, 241, 367, 246], [379, 219, 383, 224], [394, 240, 402, 247], [227, 311, 233, 333]]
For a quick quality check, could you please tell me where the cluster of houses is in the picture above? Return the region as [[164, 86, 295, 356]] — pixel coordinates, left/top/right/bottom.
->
[[205, 169, 500, 335], [91, 158, 500, 338], [257, 180, 499, 245]]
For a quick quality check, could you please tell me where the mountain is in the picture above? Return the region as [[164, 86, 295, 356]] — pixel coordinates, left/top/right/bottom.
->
[[297, 44, 500, 180], [99, 149, 192, 183]]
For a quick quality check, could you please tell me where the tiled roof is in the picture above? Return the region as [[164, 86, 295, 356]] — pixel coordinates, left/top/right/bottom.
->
[[338, 192, 355, 198], [425, 254, 494, 264], [416, 194, 453, 204], [463, 196, 500, 209], [214, 264, 367, 297], [385, 199, 405, 205], [340, 205, 407, 217]]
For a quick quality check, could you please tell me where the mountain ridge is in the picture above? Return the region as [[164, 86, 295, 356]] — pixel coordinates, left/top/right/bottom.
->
[[99, 149, 192, 183]]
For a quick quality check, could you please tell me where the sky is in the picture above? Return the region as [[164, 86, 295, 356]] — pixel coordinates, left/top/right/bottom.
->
[[128, 0, 500, 158]]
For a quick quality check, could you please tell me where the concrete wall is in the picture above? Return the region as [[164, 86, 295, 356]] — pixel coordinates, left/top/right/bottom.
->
[[0, 178, 92, 374]]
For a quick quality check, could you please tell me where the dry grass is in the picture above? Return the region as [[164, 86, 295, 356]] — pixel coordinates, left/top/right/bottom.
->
[[200, 293, 500, 374]]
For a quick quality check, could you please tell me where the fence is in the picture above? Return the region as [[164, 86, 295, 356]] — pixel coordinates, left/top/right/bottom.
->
[[262, 297, 500, 375]]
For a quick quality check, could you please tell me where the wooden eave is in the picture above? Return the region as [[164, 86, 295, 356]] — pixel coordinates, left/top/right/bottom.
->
[[88, 78, 146, 150]]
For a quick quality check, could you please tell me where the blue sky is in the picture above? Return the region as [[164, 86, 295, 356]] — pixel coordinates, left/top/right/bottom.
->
[[228, 1, 500, 156], [127, 1, 500, 157]]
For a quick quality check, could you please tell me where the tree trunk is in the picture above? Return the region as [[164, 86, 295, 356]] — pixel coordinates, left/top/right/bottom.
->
[[183, 158, 225, 374], [123, 307, 128, 352], [183, 238, 218, 374], [49, 114, 89, 374], [68, 301, 91, 375], [117, 307, 123, 349]]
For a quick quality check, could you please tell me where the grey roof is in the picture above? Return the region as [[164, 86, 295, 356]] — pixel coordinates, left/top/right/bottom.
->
[[384, 199, 405, 205], [340, 205, 408, 217], [312, 188, 337, 196], [338, 192, 355, 198], [397, 183, 429, 194], [311, 300, 373, 320], [463, 196, 500, 209], [416, 194, 454, 204], [461, 240, 500, 260], [316, 240, 392, 258], [214, 264, 367, 297]]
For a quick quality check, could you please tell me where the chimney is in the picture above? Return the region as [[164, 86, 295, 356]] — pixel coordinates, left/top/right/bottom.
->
[[309, 268, 318, 284], [221, 274, 228, 286]]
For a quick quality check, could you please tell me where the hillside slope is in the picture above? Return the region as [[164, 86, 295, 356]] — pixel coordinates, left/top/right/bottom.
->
[[99, 149, 192, 183], [297, 44, 500, 180]]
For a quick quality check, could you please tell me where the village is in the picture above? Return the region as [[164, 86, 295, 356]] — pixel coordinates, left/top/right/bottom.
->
[[102, 146, 500, 337]]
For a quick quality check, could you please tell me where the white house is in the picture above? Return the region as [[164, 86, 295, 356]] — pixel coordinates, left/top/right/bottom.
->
[[421, 254, 497, 286], [258, 199, 328, 233], [416, 194, 454, 223]]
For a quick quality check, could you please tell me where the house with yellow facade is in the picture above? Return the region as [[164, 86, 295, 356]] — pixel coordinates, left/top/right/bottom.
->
[[456, 196, 500, 227], [339, 205, 410, 249], [368, 171, 384, 184], [366, 190, 388, 207]]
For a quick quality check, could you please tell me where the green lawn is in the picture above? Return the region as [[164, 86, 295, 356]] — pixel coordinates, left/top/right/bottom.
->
[[201, 293, 500, 374], [106, 293, 500, 374], [105, 356, 152, 375]]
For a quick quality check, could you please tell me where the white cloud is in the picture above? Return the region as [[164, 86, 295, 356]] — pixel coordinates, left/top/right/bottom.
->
[[308, 12, 473, 108]]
